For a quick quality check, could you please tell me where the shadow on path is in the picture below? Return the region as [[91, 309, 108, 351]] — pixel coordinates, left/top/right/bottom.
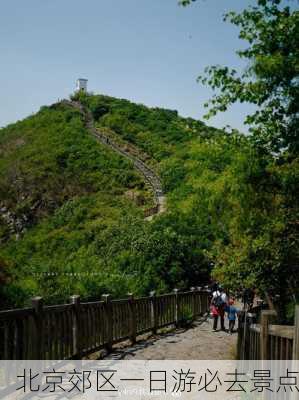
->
[[91, 315, 237, 360]]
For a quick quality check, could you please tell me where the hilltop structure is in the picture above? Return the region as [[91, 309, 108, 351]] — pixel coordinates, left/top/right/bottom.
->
[[76, 78, 88, 92]]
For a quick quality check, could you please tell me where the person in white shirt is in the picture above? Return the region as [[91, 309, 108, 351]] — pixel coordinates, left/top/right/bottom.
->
[[221, 290, 228, 305], [211, 286, 227, 331]]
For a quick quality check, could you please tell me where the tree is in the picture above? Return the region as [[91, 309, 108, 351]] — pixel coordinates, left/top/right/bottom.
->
[[180, 0, 299, 155], [180, 0, 299, 318], [0, 257, 12, 309]]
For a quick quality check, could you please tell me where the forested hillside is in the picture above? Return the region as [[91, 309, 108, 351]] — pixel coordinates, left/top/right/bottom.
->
[[1, 93, 298, 319]]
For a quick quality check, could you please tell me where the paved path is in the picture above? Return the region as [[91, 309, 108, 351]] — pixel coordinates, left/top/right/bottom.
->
[[105, 316, 238, 360], [63, 99, 166, 218]]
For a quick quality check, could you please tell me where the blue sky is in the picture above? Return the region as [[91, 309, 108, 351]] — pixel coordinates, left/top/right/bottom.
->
[[0, 0, 256, 131]]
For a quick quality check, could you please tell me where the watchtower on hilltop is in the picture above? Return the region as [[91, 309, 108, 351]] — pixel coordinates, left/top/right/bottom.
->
[[76, 78, 88, 92]]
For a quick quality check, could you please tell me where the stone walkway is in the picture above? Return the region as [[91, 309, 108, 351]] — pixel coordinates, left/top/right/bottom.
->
[[64, 99, 166, 218], [104, 316, 238, 360]]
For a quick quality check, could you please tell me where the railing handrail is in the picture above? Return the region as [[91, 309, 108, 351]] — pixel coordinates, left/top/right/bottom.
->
[[238, 305, 299, 360], [0, 288, 211, 360], [268, 324, 294, 340]]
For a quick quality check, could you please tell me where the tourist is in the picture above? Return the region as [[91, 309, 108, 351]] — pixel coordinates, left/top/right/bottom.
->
[[211, 302, 220, 331], [211, 286, 226, 331], [225, 298, 239, 334]]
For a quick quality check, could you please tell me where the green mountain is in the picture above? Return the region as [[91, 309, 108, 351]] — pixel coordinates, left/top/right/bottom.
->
[[1, 92, 297, 314]]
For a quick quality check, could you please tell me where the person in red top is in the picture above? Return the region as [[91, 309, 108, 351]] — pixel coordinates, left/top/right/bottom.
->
[[211, 304, 219, 318]]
